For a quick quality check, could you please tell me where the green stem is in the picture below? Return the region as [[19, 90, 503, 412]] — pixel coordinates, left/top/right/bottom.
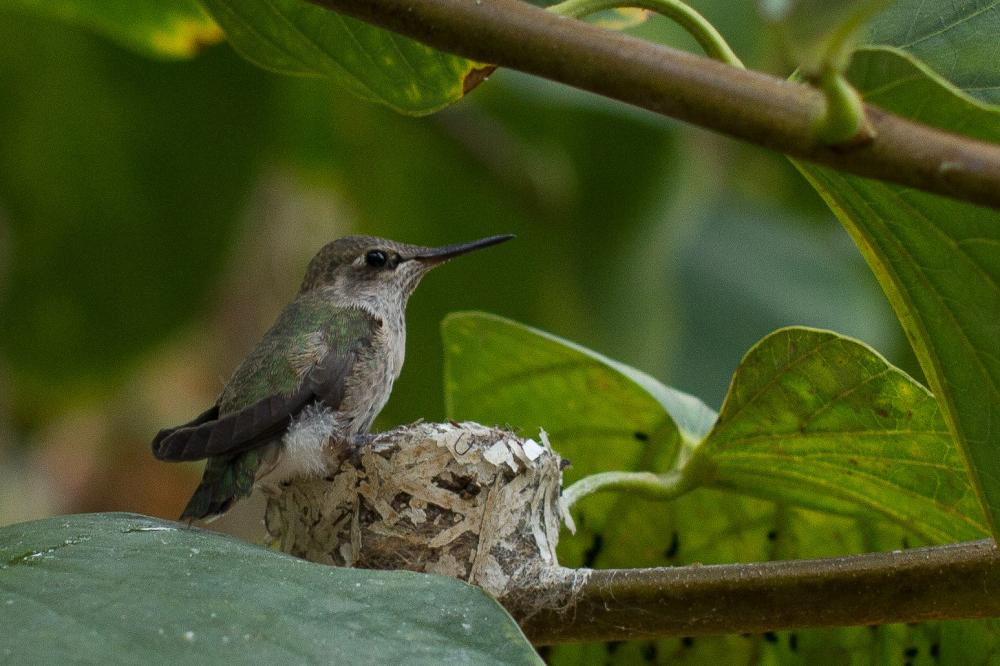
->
[[548, 0, 744, 68], [562, 470, 689, 507], [814, 67, 869, 144], [563, 439, 707, 509]]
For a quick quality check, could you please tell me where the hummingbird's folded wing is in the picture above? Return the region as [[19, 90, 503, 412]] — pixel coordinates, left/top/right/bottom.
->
[[151, 306, 380, 462], [150, 387, 315, 461]]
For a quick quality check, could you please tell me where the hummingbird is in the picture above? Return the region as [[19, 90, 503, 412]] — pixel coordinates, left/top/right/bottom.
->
[[152, 233, 513, 521]]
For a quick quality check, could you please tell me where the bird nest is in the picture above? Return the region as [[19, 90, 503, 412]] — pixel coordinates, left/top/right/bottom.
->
[[263, 422, 573, 606]]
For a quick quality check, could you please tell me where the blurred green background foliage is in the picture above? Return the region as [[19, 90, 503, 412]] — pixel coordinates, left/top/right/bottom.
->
[[0, 0, 904, 528]]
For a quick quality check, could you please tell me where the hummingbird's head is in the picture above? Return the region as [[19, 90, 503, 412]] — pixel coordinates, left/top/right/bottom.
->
[[299, 234, 514, 305]]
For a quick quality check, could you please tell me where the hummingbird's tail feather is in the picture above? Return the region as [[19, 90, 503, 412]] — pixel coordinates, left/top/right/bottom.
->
[[179, 482, 233, 521], [179, 452, 259, 520]]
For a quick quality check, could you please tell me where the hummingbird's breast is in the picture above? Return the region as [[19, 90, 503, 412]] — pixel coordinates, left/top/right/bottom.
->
[[257, 307, 405, 486], [335, 306, 406, 436]]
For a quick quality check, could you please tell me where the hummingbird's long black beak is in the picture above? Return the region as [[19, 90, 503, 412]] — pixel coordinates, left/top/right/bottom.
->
[[411, 234, 515, 265]]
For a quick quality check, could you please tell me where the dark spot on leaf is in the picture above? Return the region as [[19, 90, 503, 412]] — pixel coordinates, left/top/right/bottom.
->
[[849, 457, 859, 465], [583, 534, 604, 568], [904, 647, 919, 658], [634, 431, 649, 442], [740, 633, 752, 639], [767, 529, 778, 541], [876, 408, 889, 417], [789, 633, 798, 651], [763, 632, 778, 643], [681, 637, 694, 648], [869, 625, 880, 632], [930, 643, 940, 659], [641, 642, 657, 661], [606, 640, 623, 654], [463, 65, 496, 94], [903, 538, 911, 550], [664, 531, 680, 559]]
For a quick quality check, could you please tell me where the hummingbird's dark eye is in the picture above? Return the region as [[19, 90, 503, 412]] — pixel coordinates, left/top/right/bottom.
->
[[365, 250, 388, 268]]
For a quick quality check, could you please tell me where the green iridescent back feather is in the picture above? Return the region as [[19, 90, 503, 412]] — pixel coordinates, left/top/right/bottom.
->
[[181, 297, 375, 520]]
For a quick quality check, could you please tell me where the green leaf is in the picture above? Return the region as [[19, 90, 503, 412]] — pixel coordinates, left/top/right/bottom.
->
[[699, 327, 987, 543], [758, 0, 892, 74], [4, 0, 222, 59], [442, 312, 716, 483], [793, 46, 1000, 538], [198, 0, 481, 115], [868, 0, 1000, 104], [0, 513, 539, 664]]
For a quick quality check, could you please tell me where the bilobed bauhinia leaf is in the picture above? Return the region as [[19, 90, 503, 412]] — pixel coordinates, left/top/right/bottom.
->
[[793, 46, 1000, 539], [5, 0, 222, 58], [0, 513, 540, 664]]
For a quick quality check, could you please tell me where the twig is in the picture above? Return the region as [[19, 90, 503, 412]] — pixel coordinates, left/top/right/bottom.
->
[[514, 539, 1000, 644], [305, 0, 1000, 209]]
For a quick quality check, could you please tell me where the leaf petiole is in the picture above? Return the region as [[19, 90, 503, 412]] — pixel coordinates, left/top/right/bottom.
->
[[547, 0, 744, 68], [812, 66, 872, 144], [562, 435, 708, 509]]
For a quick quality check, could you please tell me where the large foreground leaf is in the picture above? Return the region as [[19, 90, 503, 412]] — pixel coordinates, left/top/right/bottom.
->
[[0, 513, 538, 664], [794, 47, 1000, 537], [700, 327, 987, 542], [199, 0, 480, 115], [5, 0, 222, 58]]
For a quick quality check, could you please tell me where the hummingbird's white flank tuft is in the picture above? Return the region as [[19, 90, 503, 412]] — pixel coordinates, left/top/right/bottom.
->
[[277, 403, 337, 480]]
